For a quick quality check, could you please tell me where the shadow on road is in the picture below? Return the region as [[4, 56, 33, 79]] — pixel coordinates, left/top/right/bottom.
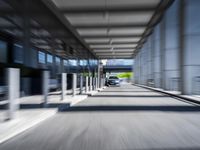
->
[[59, 105, 200, 112], [91, 95, 171, 98]]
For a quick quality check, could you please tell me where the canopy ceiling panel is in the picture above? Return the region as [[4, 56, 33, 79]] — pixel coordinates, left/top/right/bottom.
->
[[52, 0, 160, 9], [94, 49, 135, 52], [45, 0, 173, 59], [65, 12, 153, 26]]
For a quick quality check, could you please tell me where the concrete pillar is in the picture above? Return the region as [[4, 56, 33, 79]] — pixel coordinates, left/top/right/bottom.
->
[[140, 48, 146, 85], [134, 54, 140, 84], [153, 24, 162, 88], [6, 68, 20, 120], [61, 73, 67, 100], [146, 36, 154, 87], [89, 77, 92, 91], [182, 0, 200, 94], [96, 77, 98, 90], [93, 77, 96, 90], [72, 73, 77, 96], [101, 78, 104, 88], [79, 75, 83, 94], [43, 70, 49, 107], [97, 62, 101, 89], [102, 78, 105, 87], [134, 52, 141, 84], [99, 78, 102, 88], [162, 0, 180, 91], [85, 76, 89, 93]]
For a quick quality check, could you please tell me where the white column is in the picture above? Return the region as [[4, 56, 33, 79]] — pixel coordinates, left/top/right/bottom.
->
[[80, 75, 83, 94], [153, 24, 162, 88], [43, 70, 49, 107], [93, 77, 96, 90], [85, 76, 89, 93], [61, 73, 67, 100], [72, 73, 77, 96], [182, 0, 200, 94], [95, 77, 98, 90], [97, 62, 101, 89], [99, 78, 102, 88], [89, 77, 92, 91], [102, 78, 105, 87], [6, 68, 20, 120], [163, 1, 180, 91]]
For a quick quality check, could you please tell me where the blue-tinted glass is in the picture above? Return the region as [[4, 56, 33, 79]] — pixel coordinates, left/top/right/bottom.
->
[[55, 57, 60, 64], [64, 60, 68, 66], [80, 60, 87, 66], [38, 51, 45, 64], [185, 0, 200, 34], [69, 59, 77, 66], [47, 54, 53, 63], [0, 40, 7, 63], [13, 44, 23, 64], [106, 59, 133, 66], [80, 60, 84, 66]]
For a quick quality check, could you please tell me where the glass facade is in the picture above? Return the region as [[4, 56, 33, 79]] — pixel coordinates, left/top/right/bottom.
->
[[69, 59, 77, 66], [0, 40, 7, 63], [80, 60, 87, 66], [13, 44, 23, 64], [184, 0, 200, 94], [64, 60, 68, 66], [47, 54, 53, 63], [38, 51, 46, 64], [55, 57, 61, 64]]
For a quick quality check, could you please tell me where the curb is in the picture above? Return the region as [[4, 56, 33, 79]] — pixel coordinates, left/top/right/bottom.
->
[[134, 84, 200, 106]]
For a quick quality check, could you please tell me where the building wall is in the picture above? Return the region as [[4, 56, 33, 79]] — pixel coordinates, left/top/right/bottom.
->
[[134, 0, 200, 95], [183, 0, 200, 94]]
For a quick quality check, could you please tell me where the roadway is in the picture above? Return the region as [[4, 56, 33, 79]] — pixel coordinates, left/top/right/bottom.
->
[[1, 83, 200, 150]]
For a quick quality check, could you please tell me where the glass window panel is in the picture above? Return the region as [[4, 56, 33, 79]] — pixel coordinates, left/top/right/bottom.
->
[[69, 59, 77, 66], [64, 60, 68, 66], [13, 44, 23, 64], [0, 40, 7, 63], [47, 54, 53, 63], [55, 57, 61, 64], [38, 51, 46, 64]]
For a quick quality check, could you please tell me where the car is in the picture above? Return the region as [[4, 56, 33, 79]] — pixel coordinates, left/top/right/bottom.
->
[[107, 76, 121, 86]]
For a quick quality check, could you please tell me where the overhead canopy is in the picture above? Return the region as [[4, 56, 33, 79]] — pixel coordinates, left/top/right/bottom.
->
[[0, 0, 96, 59], [43, 0, 173, 59]]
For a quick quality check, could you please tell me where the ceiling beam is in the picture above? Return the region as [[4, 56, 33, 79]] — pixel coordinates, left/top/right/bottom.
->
[[93, 47, 136, 50], [98, 56, 132, 59], [94, 50, 134, 53], [60, 6, 156, 14], [82, 35, 142, 38], [86, 41, 138, 45], [74, 23, 147, 29], [97, 52, 133, 54]]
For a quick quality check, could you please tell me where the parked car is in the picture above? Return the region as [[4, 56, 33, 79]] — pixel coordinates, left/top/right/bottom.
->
[[107, 76, 121, 86]]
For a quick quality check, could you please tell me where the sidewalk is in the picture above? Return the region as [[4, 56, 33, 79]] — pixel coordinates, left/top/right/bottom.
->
[[0, 109, 57, 144], [0, 90, 90, 144], [135, 84, 200, 105]]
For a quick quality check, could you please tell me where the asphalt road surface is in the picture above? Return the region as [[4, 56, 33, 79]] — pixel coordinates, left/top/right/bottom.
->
[[1, 83, 200, 150]]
